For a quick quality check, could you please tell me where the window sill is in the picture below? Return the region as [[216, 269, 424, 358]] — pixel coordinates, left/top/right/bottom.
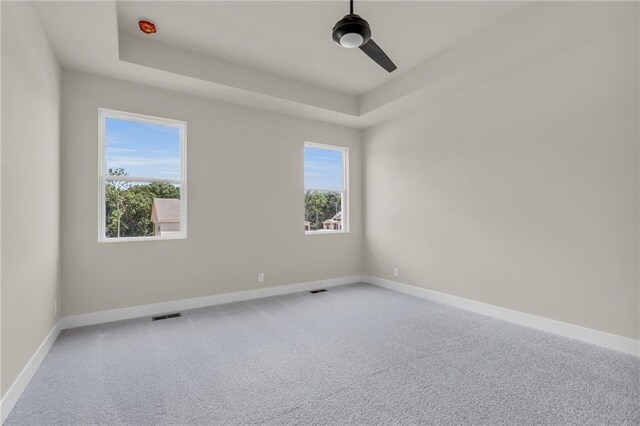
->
[[98, 235, 187, 243], [305, 230, 349, 236]]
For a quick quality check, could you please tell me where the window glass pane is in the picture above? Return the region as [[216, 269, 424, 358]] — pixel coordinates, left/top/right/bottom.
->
[[105, 180, 181, 238], [305, 190, 342, 232], [304, 146, 343, 190], [105, 117, 181, 180]]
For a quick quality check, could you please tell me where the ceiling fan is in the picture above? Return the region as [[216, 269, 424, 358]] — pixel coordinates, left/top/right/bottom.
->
[[332, 0, 397, 73]]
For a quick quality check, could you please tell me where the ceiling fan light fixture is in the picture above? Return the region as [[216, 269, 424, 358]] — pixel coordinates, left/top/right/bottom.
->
[[340, 32, 364, 49], [332, 14, 371, 48], [331, 0, 397, 73]]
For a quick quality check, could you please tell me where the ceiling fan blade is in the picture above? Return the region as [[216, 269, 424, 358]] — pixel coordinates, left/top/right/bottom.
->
[[359, 39, 397, 73]]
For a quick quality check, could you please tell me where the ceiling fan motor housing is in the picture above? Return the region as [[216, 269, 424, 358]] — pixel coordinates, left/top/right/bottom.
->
[[332, 14, 371, 48]]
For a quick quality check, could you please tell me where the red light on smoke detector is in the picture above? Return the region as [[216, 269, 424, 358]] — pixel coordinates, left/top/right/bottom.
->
[[138, 20, 157, 34]]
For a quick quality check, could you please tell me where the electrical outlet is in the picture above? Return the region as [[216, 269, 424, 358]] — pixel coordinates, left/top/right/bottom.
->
[[393, 268, 399, 277], [258, 273, 265, 283]]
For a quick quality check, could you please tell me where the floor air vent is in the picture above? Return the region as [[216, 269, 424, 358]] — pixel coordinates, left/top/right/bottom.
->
[[310, 289, 327, 294], [152, 312, 182, 321]]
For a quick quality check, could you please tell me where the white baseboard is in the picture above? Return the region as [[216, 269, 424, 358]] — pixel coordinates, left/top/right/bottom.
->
[[364, 275, 640, 357], [0, 322, 62, 424], [60, 275, 366, 330]]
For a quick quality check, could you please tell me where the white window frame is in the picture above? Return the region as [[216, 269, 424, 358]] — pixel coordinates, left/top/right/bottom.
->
[[98, 108, 187, 243], [304, 141, 349, 235]]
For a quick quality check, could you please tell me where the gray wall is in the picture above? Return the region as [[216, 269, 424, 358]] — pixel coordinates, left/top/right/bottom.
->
[[363, 9, 640, 339], [1, 2, 61, 396], [60, 70, 362, 317]]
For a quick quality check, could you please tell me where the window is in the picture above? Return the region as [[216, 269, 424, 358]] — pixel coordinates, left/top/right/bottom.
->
[[304, 142, 348, 234], [98, 109, 187, 242]]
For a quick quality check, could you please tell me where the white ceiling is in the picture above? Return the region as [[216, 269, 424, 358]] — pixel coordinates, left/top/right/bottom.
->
[[117, 1, 522, 95], [33, 2, 626, 128]]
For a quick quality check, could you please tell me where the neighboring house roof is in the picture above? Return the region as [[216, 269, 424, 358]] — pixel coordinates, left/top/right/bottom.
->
[[152, 198, 181, 223], [323, 212, 342, 223]]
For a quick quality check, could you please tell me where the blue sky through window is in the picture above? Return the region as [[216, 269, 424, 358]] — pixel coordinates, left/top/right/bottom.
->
[[106, 117, 181, 180], [304, 146, 343, 190]]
